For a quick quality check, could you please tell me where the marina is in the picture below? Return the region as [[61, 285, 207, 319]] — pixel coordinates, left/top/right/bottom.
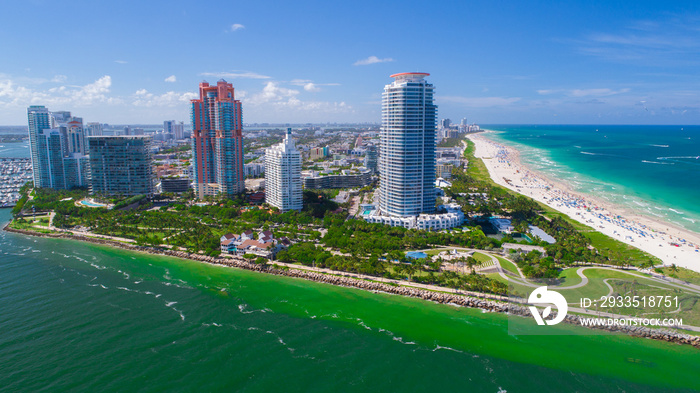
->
[[0, 157, 32, 207]]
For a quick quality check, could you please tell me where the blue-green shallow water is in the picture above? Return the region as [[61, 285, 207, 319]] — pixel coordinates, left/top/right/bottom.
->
[[484, 125, 700, 235], [1, 209, 699, 392], [0, 141, 30, 158]]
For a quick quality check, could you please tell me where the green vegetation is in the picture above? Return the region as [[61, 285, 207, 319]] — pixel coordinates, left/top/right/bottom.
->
[[160, 144, 191, 154], [597, 278, 700, 326], [437, 137, 464, 148], [8, 139, 686, 303], [277, 241, 507, 294], [453, 138, 662, 272], [8, 217, 54, 233], [113, 194, 148, 210], [496, 256, 520, 276], [658, 265, 700, 285], [14, 188, 338, 257]]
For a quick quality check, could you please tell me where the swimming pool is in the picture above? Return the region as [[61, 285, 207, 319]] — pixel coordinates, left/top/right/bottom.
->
[[79, 199, 108, 208]]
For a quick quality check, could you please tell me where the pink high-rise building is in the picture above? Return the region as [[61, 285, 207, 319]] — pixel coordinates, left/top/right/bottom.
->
[[191, 80, 244, 198]]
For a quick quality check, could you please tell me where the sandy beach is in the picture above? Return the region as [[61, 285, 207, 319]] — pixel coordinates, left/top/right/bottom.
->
[[468, 131, 700, 272]]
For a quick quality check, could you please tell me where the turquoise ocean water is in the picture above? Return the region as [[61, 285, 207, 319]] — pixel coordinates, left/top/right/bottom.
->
[[0, 141, 30, 158], [484, 125, 700, 234]]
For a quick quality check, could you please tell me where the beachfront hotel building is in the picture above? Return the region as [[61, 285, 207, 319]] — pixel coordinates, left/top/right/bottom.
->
[[191, 80, 245, 199], [265, 128, 302, 212], [379, 72, 437, 216], [364, 73, 463, 230], [87, 135, 155, 196], [27, 106, 89, 190]]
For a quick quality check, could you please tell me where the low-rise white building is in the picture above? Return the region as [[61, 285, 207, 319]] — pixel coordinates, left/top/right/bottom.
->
[[363, 203, 464, 230]]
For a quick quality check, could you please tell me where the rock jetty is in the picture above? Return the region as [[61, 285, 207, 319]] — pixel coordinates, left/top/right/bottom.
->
[[4, 225, 699, 349]]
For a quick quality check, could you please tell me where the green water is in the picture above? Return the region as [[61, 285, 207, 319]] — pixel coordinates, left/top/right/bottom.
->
[[1, 209, 698, 392]]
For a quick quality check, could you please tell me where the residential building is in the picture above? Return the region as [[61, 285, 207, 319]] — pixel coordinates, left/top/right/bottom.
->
[[265, 128, 302, 212], [160, 176, 191, 193], [86, 122, 103, 137], [364, 74, 463, 230], [303, 169, 371, 189], [87, 135, 154, 196], [27, 106, 53, 188], [50, 111, 72, 128], [364, 203, 464, 231], [309, 146, 329, 160], [164, 120, 185, 140], [436, 163, 454, 179], [191, 80, 245, 198], [27, 106, 89, 189], [245, 162, 265, 178], [364, 145, 378, 174], [220, 230, 291, 259], [378, 72, 437, 217]]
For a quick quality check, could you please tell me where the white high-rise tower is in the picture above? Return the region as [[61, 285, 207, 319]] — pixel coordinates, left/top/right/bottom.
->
[[379, 72, 437, 217], [265, 128, 302, 212]]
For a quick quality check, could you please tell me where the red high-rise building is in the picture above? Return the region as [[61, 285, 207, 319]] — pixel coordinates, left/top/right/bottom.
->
[[191, 80, 244, 198]]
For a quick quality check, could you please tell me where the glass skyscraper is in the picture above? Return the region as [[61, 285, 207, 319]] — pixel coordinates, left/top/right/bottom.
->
[[27, 106, 52, 188], [379, 72, 437, 217], [87, 135, 154, 197], [27, 106, 89, 190], [191, 80, 244, 198]]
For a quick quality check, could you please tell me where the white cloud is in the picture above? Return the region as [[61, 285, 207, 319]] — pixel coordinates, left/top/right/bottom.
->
[[440, 96, 521, 107], [132, 89, 197, 107], [353, 56, 394, 66], [51, 75, 67, 83], [570, 88, 630, 97], [289, 79, 340, 92], [72, 75, 113, 104], [201, 71, 271, 79], [230, 23, 245, 32], [303, 83, 320, 92], [248, 82, 300, 105], [241, 81, 353, 119], [164, 75, 177, 83], [0, 75, 118, 110], [537, 88, 631, 97], [114, 60, 127, 64]]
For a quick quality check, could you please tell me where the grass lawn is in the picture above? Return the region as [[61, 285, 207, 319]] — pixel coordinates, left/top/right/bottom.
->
[[553, 267, 584, 288], [472, 252, 492, 263], [485, 273, 509, 285], [603, 279, 700, 326], [496, 256, 520, 276], [558, 268, 677, 303], [657, 266, 700, 286], [8, 219, 54, 234], [583, 231, 659, 264]]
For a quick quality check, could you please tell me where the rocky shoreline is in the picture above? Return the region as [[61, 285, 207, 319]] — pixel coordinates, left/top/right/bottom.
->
[[4, 224, 699, 349]]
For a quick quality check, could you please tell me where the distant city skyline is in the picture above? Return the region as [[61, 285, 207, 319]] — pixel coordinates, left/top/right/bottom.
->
[[3, 1, 700, 125]]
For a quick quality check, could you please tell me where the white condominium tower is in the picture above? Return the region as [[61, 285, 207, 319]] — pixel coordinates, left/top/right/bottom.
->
[[379, 72, 437, 217], [265, 128, 302, 212]]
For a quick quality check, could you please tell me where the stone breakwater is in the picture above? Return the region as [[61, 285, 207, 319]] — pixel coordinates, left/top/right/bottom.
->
[[5, 225, 700, 349]]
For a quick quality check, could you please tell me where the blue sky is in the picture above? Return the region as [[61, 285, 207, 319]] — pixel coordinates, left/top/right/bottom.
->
[[2, 0, 700, 125]]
